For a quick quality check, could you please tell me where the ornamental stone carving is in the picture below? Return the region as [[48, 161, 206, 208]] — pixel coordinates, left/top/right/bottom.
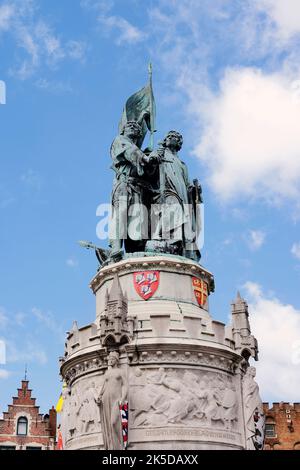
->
[[78, 382, 101, 434], [129, 368, 239, 431], [242, 366, 265, 450], [97, 351, 128, 450]]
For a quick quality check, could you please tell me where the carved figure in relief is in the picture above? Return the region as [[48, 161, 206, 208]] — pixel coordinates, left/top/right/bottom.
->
[[222, 383, 238, 430], [130, 368, 239, 431], [130, 368, 149, 425], [68, 389, 80, 437], [161, 370, 202, 423], [78, 382, 100, 434], [130, 367, 176, 426], [97, 351, 128, 450], [243, 366, 265, 450], [61, 384, 71, 443]]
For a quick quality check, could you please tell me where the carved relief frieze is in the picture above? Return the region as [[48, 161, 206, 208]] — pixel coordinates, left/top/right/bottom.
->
[[129, 367, 239, 432]]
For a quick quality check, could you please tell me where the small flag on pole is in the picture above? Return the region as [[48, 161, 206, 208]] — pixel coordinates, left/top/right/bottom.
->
[[56, 383, 67, 413], [56, 395, 64, 413], [119, 401, 129, 449]]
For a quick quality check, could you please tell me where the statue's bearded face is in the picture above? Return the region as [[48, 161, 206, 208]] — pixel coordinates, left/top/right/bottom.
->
[[164, 132, 183, 151], [123, 121, 141, 138]]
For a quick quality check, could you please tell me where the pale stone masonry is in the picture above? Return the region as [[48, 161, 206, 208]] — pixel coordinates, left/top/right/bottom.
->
[[59, 255, 264, 450]]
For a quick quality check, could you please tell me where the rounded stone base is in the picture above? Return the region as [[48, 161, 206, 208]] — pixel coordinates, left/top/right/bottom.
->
[[60, 255, 247, 450]]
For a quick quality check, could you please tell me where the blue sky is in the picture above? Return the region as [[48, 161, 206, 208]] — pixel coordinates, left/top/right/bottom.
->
[[1, 0, 300, 415]]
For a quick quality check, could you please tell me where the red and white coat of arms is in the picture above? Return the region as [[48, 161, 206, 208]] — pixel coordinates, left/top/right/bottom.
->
[[192, 277, 208, 307], [133, 271, 160, 300]]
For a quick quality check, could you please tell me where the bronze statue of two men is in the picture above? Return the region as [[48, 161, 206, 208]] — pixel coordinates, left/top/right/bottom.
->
[[109, 119, 202, 263]]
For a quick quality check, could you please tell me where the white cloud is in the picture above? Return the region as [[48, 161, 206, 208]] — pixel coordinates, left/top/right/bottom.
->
[[0, 303, 65, 375], [66, 40, 87, 61], [2, 0, 86, 79], [98, 14, 146, 45], [291, 242, 300, 260], [31, 307, 57, 332], [7, 339, 48, 365], [244, 281, 300, 401], [0, 339, 6, 364], [0, 303, 64, 369], [143, 2, 300, 210], [34, 20, 65, 64], [246, 230, 266, 251], [81, 0, 145, 45], [1, 304, 63, 341], [194, 68, 300, 204], [66, 257, 78, 268], [35, 78, 73, 94], [0, 3, 14, 32], [31, 307, 65, 342], [0, 369, 11, 379], [80, 0, 114, 13], [255, 0, 300, 41], [244, 281, 262, 299]]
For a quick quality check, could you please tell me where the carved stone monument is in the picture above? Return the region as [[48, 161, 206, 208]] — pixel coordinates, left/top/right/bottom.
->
[[59, 70, 264, 450]]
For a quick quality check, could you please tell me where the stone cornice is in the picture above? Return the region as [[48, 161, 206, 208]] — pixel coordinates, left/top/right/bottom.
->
[[125, 342, 242, 373], [60, 340, 242, 385], [60, 348, 108, 386], [90, 256, 215, 294]]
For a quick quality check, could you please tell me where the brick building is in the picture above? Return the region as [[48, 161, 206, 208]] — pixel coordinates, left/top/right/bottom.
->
[[0, 380, 56, 450], [263, 402, 300, 450]]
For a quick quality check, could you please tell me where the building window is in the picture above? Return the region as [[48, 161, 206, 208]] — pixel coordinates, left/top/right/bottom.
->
[[17, 416, 28, 436], [265, 423, 276, 437], [26, 447, 42, 450], [0, 446, 16, 450]]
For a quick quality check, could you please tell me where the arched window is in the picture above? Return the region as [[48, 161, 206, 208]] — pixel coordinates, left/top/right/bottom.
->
[[17, 417, 28, 436]]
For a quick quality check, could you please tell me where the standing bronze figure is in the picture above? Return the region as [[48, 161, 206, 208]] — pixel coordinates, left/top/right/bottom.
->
[[107, 66, 202, 262]]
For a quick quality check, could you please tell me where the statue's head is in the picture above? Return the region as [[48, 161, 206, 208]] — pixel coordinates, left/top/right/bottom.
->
[[121, 120, 142, 139], [163, 130, 183, 151], [108, 351, 120, 367]]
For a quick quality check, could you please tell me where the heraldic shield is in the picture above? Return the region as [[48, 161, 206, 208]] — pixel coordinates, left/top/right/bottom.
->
[[192, 277, 208, 307], [133, 271, 160, 300]]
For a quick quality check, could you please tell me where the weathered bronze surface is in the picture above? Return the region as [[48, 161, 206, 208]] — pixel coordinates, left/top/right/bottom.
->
[[81, 68, 203, 265]]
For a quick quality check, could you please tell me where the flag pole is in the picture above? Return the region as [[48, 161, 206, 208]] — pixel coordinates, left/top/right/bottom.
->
[[148, 62, 155, 151]]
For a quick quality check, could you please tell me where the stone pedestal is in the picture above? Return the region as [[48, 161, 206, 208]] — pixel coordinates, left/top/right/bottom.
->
[[59, 255, 261, 450]]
